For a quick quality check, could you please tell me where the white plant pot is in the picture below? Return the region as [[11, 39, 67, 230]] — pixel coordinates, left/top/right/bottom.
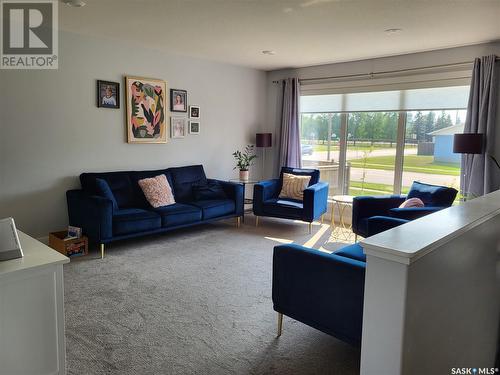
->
[[239, 170, 249, 181]]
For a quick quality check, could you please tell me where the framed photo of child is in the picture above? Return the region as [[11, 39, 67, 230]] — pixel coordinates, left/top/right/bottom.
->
[[97, 80, 120, 109]]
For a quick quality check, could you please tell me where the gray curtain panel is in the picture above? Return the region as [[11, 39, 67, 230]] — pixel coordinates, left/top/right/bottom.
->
[[279, 78, 302, 168], [462, 55, 499, 198]]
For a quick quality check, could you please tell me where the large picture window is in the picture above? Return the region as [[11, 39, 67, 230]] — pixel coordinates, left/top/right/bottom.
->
[[300, 85, 469, 198]]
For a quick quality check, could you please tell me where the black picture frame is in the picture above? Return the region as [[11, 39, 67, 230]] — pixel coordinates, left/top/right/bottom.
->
[[170, 88, 188, 112], [97, 80, 120, 109]]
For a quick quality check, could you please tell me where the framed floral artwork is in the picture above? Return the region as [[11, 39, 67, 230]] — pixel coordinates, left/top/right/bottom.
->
[[126, 76, 167, 143]]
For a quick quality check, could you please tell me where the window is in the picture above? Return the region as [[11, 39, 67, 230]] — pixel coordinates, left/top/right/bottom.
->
[[402, 110, 465, 194], [300, 85, 469, 197], [300, 113, 343, 196], [346, 112, 398, 196]]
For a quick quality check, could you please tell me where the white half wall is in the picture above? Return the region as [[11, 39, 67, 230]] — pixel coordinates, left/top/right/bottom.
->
[[360, 190, 500, 374], [0, 31, 267, 238]]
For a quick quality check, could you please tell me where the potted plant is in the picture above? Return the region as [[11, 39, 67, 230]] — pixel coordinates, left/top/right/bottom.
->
[[232, 145, 257, 181]]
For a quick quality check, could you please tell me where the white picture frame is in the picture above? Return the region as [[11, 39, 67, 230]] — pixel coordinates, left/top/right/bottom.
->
[[189, 105, 200, 119], [170, 117, 187, 138], [189, 121, 200, 135]]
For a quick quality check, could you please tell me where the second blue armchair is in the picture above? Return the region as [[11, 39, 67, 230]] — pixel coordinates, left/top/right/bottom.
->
[[253, 167, 329, 232], [352, 181, 458, 238]]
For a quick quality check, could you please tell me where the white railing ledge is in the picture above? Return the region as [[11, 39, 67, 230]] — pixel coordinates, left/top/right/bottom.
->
[[360, 189, 500, 265]]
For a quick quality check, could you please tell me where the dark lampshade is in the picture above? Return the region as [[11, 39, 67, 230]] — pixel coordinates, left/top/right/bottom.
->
[[453, 133, 483, 154], [256, 133, 272, 148]]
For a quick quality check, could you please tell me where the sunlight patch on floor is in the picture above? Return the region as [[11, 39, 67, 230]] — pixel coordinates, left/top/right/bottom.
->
[[264, 236, 294, 244]]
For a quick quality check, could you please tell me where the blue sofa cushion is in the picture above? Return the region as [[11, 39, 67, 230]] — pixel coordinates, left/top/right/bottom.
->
[[333, 243, 366, 263], [81, 172, 136, 208], [168, 165, 207, 203], [189, 199, 235, 220], [129, 169, 173, 207], [95, 178, 118, 210], [407, 181, 457, 207], [154, 203, 202, 227], [280, 167, 320, 187], [112, 208, 161, 236], [192, 181, 227, 201], [261, 198, 303, 220]]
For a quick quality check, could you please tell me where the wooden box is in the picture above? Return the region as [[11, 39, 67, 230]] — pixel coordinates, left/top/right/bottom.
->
[[49, 231, 88, 257]]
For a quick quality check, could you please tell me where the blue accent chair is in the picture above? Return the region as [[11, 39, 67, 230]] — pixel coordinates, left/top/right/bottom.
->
[[66, 165, 244, 256], [352, 181, 458, 238], [273, 242, 366, 346], [252, 167, 329, 232]]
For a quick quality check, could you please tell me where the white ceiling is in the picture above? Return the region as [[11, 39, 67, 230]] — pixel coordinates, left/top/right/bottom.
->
[[59, 0, 500, 71]]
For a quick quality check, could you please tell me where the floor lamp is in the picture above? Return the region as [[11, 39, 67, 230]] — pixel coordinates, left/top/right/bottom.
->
[[256, 133, 272, 180], [453, 133, 483, 200]]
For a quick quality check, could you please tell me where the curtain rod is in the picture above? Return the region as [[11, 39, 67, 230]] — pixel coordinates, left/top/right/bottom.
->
[[271, 57, 499, 84]]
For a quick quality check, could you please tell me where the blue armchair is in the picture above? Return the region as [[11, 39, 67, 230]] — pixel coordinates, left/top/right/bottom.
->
[[273, 242, 366, 346], [253, 167, 329, 233], [352, 181, 458, 238]]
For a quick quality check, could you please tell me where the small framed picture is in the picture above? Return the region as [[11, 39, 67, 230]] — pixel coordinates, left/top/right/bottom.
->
[[171, 117, 187, 138], [97, 80, 120, 109], [189, 105, 200, 119], [170, 89, 187, 112], [189, 121, 200, 134]]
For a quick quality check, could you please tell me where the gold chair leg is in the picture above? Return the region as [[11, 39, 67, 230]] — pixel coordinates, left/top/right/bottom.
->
[[308, 222, 312, 234], [237, 216, 241, 228], [321, 215, 324, 224], [255, 216, 259, 227], [100, 243, 105, 259], [277, 313, 283, 337]]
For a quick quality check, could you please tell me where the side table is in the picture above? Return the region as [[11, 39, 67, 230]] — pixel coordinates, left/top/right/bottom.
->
[[330, 195, 354, 241], [229, 179, 259, 222]]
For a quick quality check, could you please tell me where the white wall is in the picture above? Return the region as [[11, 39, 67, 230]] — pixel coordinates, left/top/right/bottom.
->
[[265, 42, 500, 179], [0, 31, 267, 238]]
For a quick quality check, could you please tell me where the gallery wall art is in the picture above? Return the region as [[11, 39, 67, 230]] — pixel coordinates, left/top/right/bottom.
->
[[170, 89, 187, 112], [125, 76, 167, 143], [97, 80, 120, 109]]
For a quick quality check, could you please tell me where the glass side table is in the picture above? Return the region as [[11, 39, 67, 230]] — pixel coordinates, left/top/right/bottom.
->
[[329, 195, 354, 242], [229, 179, 259, 222]]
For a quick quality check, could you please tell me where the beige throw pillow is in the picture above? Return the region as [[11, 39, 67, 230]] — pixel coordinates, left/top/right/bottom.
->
[[279, 173, 311, 201], [138, 174, 176, 208]]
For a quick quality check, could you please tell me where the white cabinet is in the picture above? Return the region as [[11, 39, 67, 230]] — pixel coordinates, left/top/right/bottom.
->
[[0, 231, 69, 375]]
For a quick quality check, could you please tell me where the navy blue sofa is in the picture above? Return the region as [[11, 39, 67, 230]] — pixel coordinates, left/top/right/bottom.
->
[[253, 167, 329, 232], [352, 181, 458, 238], [273, 242, 366, 346], [66, 165, 244, 257]]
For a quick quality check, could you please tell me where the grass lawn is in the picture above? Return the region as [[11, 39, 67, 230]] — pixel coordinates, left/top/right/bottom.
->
[[349, 155, 460, 176], [312, 144, 411, 152], [348, 181, 410, 196]]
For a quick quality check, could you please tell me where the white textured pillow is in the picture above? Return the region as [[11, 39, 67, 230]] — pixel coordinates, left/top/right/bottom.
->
[[138, 174, 175, 208], [399, 197, 424, 208], [279, 173, 311, 201]]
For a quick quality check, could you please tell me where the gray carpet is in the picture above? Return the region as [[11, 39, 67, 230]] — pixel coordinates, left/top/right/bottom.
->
[[64, 216, 360, 375]]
